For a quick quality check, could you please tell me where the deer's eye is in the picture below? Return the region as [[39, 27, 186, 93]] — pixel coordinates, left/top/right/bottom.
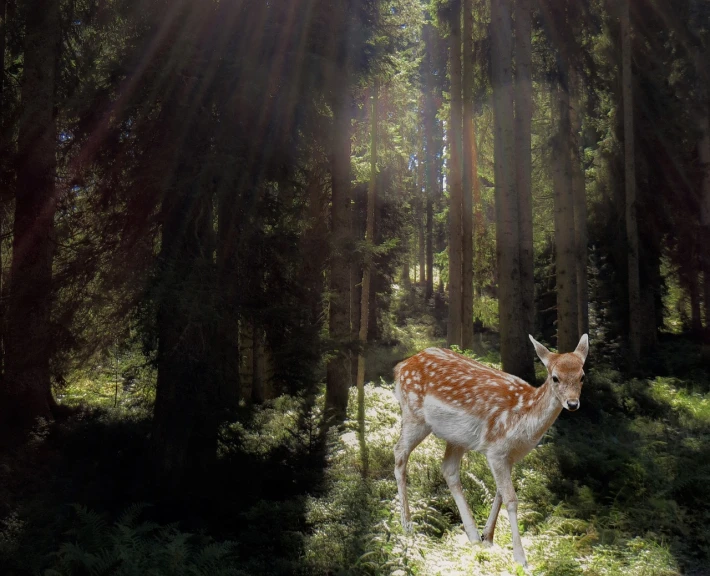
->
[[580, 374, 585, 382], [552, 375, 559, 383]]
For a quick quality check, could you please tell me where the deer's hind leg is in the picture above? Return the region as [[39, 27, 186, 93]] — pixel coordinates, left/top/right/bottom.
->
[[482, 491, 502, 545], [442, 443, 481, 543], [394, 415, 430, 532]]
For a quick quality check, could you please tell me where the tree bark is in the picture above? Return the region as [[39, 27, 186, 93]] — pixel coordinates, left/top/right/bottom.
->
[[356, 76, 378, 477], [252, 322, 266, 404], [461, 0, 474, 351], [325, 80, 353, 425], [699, 104, 710, 329], [491, 0, 532, 379], [515, 0, 535, 344], [1, 0, 61, 437], [151, 95, 219, 493], [448, 0, 463, 347], [552, 80, 579, 353], [621, 0, 642, 366], [424, 23, 438, 301], [0, 0, 7, 377], [569, 68, 589, 337]]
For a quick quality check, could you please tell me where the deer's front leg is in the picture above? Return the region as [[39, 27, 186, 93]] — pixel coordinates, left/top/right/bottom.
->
[[488, 456, 526, 567], [482, 491, 502, 546], [442, 443, 481, 543]]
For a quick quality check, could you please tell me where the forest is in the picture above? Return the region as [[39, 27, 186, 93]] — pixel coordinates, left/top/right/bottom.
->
[[0, 0, 709, 574]]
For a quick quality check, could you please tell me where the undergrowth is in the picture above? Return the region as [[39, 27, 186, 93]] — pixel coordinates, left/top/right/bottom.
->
[[2, 336, 709, 575]]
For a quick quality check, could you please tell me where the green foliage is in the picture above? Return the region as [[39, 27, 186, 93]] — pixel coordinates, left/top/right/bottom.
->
[[44, 504, 239, 576]]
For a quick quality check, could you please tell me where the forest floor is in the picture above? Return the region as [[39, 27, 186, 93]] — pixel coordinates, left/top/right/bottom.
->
[[1, 292, 710, 575]]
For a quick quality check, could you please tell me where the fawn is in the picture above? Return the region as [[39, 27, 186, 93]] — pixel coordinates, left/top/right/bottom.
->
[[393, 334, 589, 567]]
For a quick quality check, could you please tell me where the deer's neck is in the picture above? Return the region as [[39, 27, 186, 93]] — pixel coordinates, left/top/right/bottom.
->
[[523, 378, 563, 440]]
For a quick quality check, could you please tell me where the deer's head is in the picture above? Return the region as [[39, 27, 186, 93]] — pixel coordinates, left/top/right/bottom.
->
[[529, 334, 589, 411]]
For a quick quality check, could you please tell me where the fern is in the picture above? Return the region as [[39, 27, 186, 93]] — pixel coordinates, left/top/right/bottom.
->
[[45, 505, 238, 576]]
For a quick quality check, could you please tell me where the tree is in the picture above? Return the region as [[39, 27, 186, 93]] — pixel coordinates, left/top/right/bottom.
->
[[150, 12, 221, 489], [490, 0, 532, 379], [700, 104, 710, 330], [621, 0, 642, 365], [569, 68, 589, 337], [1, 0, 61, 436], [552, 77, 579, 353], [423, 21, 440, 302], [355, 75, 378, 477], [461, 0, 474, 351], [515, 0, 535, 346], [447, 0, 463, 348]]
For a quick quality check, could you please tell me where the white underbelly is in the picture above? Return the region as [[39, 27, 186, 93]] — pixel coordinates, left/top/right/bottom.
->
[[422, 395, 488, 452]]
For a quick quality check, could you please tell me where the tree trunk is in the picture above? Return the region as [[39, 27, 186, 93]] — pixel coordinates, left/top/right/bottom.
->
[[491, 0, 532, 379], [424, 23, 438, 301], [215, 177, 241, 411], [356, 76, 378, 477], [553, 80, 579, 353], [515, 0, 535, 343], [325, 82, 353, 425], [569, 68, 589, 337], [699, 104, 710, 329], [418, 201, 426, 285], [461, 0, 474, 351], [621, 0, 642, 366], [0, 0, 6, 377], [448, 0, 463, 348], [1, 0, 60, 437], [252, 322, 266, 404], [151, 100, 219, 493]]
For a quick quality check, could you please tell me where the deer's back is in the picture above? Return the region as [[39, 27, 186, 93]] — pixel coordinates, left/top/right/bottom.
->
[[395, 347, 537, 453]]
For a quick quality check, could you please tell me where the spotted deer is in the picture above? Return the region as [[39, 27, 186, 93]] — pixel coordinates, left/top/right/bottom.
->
[[393, 334, 588, 567]]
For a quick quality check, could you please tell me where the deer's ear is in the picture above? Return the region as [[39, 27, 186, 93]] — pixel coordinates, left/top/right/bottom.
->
[[529, 334, 551, 368], [574, 334, 589, 363]]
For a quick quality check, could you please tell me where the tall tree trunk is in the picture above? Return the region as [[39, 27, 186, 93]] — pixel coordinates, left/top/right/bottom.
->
[[569, 68, 589, 337], [491, 0, 532, 379], [447, 0, 463, 347], [515, 0, 535, 344], [151, 101, 219, 493], [461, 0, 474, 351], [553, 80, 579, 353], [356, 76, 378, 477], [325, 82, 353, 425], [621, 0, 642, 366], [699, 104, 710, 330], [424, 23, 438, 301], [252, 322, 266, 404], [418, 201, 426, 284], [0, 0, 7, 377], [1, 0, 60, 436], [215, 173, 241, 411]]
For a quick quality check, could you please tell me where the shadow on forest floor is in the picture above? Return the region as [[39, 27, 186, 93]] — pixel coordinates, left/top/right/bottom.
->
[[0, 397, 329, 576]]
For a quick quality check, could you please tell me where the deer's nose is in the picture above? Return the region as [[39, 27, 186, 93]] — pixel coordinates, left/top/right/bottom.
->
[[566, 400, 579, 411]]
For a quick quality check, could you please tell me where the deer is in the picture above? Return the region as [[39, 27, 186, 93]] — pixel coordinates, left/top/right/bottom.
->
[[393, 334, 588, 567]]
